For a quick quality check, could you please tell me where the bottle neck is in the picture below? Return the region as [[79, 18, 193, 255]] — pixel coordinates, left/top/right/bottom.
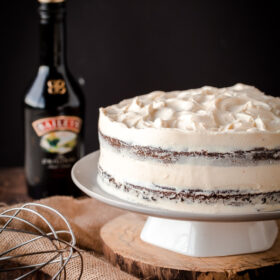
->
[[39, 2, 67, 70]]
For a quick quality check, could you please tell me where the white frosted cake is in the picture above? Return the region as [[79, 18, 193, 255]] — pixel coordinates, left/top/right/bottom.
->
[[97, 84, 280, 213]]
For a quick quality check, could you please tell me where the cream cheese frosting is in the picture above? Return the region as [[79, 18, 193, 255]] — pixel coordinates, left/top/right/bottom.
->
[[99, 84, 280, 152], [99, 147, 280, 192]]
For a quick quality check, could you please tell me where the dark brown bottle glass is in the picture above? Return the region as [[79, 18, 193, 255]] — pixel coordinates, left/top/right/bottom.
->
[[23, 0, 84, 199]]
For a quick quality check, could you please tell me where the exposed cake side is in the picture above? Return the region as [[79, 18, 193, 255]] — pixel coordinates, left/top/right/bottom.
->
[[97, 166, 280, 214], [99, 131, 280, 165], [98, 142, 280, 192]]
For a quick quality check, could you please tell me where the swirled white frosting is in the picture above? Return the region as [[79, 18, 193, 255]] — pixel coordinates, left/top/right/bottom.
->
[[102, 84, 280, 132], [99, 84, 280, 151]]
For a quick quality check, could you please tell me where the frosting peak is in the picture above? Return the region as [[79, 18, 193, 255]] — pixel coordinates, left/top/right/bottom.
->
[[101, 84, 280, 133]]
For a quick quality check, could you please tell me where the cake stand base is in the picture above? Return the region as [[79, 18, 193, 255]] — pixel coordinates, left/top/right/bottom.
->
[[101, 214, 280, 280], [140, 216, 278, 257]]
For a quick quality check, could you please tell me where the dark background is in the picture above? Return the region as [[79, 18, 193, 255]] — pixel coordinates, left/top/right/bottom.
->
[[0, 0, 278, 166]]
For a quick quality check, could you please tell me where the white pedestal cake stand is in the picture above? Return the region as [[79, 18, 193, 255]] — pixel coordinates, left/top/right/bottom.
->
[[71, 151, 280, 257]]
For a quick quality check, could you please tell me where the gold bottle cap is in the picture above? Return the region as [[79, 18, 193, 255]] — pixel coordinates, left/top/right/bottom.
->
[[38, 0, 65, 3]]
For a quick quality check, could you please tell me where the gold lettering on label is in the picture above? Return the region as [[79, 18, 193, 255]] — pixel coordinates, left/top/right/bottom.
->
[[47, 79, 66, 95]]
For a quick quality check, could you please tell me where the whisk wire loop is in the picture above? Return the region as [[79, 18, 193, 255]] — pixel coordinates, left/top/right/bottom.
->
[[0, 202, 83, 280]]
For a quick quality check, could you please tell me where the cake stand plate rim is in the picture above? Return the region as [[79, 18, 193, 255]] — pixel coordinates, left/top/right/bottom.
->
[[71, 150, 280, 222]]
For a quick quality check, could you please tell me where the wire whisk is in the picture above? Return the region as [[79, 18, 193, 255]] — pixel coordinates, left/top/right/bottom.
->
[[0, 202, 83, 280]]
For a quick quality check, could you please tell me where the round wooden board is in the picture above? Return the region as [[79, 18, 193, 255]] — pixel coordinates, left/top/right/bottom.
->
[[101, 213, 280, 280]]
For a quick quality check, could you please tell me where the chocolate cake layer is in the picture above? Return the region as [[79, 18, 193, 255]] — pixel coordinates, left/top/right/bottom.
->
[[98, 166, 280, 207], [99, 131, 280, 164]]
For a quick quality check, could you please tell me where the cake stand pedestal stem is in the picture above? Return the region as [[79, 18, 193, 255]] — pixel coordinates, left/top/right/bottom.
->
[[140, 216, 278, 257]]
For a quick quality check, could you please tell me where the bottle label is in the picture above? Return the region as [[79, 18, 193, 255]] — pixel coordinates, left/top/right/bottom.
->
[[32, 116, 82, 155]]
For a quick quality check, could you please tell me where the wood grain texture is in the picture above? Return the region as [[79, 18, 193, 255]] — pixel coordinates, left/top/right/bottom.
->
[[101, 213, 280, 280]]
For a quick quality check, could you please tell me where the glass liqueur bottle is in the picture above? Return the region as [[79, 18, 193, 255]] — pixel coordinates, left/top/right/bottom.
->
[[24, 0, 84, 198]]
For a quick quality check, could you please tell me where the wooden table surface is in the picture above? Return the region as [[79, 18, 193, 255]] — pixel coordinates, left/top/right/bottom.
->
[[0, 167, 50, 280], [0, 167, 31, 205]]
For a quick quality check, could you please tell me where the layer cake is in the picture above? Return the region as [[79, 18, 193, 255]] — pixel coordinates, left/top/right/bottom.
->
[[97, 84, 280, 213]]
